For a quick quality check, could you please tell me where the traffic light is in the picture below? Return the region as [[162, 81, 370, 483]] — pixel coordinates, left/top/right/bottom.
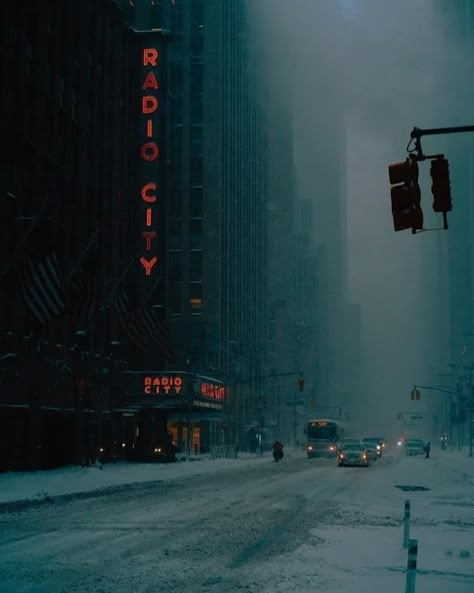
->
[[430, 157, 452, 213], [298, 377, 304, 392], [388, 157, 423, 232]]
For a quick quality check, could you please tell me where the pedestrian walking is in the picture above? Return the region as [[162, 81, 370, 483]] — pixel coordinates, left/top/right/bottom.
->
[[424, 442, 431, 459]]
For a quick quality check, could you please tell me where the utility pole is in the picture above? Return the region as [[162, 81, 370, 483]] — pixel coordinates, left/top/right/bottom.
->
[[469, 377, 473, 458], [293, 390, 297, 447]]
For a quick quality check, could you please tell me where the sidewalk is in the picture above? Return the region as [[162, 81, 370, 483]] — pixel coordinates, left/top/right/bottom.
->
[[0, 448, 283, 509]]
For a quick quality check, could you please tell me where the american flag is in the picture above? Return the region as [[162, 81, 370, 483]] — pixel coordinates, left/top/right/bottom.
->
[[19, 218, 64, 326], [112, 289, 174, 362], [67, 231, 100, 332]]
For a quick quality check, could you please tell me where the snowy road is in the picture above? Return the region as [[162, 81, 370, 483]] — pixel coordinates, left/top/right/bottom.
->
[[0, 453, 380, 592], [1, 450, 473, 593]]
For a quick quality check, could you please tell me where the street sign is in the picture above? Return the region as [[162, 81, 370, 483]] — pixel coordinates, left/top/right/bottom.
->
[[286, 399, 304, 406]]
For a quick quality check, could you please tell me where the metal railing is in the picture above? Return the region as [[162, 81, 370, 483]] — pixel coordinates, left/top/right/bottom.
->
[[210, 445, 238, 460]]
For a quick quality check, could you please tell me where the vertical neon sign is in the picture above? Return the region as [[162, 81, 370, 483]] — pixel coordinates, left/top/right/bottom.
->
[[139, 46, 160, 277]]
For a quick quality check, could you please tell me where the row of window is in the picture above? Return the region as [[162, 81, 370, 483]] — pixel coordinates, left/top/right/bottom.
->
[[169, 93, 203, 126], [170, 61, 204, 94], [169, 124, 203, 157], [168, 249, 202, 281], [168, 218, 202, 250], [169, 282, 202, 315], [169, 186, 202, 218]]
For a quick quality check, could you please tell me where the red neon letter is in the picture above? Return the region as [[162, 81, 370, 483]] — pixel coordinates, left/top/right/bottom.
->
[[142, 96, 158, 114], [146, 208, 153, 227], [140, 143, 159, 161], [146, 120, 153, 137], [142, 71, 159, 90], [140, 256, 158, 276], [143, 48, 158, 66], [142, 231, 156, 250], [141, 182, 157, 203]]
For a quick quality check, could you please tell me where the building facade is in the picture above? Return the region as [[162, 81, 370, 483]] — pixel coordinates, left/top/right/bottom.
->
[[0, 0, 138, 469], [117, 0, 271, 451]]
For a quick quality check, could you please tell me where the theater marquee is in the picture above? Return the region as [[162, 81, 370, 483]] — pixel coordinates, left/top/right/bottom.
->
[[143, 373, 225, 410]]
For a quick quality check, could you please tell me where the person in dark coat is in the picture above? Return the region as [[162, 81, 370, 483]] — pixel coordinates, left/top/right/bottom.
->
[[424, 442, 431, 458]]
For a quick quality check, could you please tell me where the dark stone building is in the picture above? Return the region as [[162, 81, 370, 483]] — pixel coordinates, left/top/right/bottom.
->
[[0, 0, 139, 470]]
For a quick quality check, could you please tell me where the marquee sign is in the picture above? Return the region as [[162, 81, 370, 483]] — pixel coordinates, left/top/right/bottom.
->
[[139, 45, 161, 277], [142, 373, 225, 403], [144, 374, 183, 395]]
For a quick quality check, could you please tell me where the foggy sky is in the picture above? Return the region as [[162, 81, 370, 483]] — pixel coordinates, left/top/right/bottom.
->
[[253, 0, 474, 434]]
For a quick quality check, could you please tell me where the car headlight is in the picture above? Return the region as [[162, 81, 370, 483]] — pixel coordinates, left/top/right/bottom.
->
[[329, 446, 335, 451]]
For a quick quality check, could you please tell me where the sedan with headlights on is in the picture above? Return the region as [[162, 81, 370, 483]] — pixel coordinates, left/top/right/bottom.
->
[[338, 442, 370, 467]]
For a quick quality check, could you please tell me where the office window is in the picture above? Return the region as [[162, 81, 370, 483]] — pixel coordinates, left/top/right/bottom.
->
[[190, 124, 203, 156], [171, 5, 183, 33], [169, 282, 182, 315], [169, 38, 183, 62], [189, 282, 202, 313], [170, 62, 183, 94], [191, 63, 203, 93], [170, 128, 182, 158], [191, 33, 203, 60], [190, 156, 203, 187], [150, 4, 163, 27], [191, 93, 203, 124], [168, 218, 183, 250], [170, 96, 183, 125], [191, 0, 204, 29], [189, 250, 202, 281], [168, 250, 182, 282], [168, 158, 182, 189], [190, 187, 203, 218], [190, 218, 202, 249], [168, 185, 183, 218]]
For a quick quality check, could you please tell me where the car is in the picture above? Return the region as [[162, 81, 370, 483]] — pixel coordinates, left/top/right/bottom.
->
[[361, 437, 383, 460], [404, 438, 425, 456], [341, 437, 362, 445], [338, 442, 370, 467]]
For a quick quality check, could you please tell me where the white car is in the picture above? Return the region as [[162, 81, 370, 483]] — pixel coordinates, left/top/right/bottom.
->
[[404, 439, 425, 456]]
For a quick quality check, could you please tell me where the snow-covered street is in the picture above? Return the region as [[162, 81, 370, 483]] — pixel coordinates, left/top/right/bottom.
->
[[1, 447, 473, 592]]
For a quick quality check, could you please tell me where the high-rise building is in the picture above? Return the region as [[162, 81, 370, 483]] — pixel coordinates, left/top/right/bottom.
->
[[0, 0, 136, 469], [117, 0, 270, 450]]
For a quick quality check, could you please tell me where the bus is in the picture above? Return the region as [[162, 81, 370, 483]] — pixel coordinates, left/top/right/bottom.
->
[[304, 418, 346, 458]]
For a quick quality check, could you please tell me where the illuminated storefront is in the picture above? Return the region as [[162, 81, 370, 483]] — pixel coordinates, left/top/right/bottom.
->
[[120, 371, 225, 454]]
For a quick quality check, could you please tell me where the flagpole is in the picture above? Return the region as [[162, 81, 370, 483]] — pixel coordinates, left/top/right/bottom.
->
[[64, 228, 100, 287], [1, 202, 50, 277]]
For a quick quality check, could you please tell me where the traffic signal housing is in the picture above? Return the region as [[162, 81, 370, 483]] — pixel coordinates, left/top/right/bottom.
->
[[430, 157, 452, 213], [388, 157, 423, 232]]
